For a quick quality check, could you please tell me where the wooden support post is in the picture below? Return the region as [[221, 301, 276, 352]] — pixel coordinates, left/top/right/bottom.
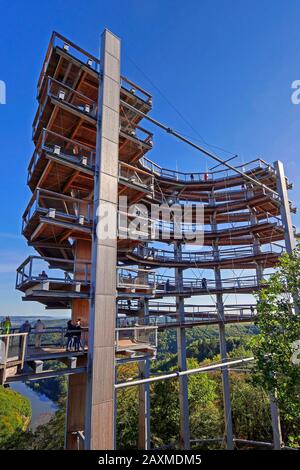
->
[[65, 240, 90, 449], [84, 29, 120, 450]]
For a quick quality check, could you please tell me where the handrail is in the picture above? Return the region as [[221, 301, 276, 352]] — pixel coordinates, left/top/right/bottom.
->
[[131, 243, 284, 264], [33, 76, 97, 138], [118, 209, 284, 243], [16, 256, 92, 289], [28, 128, 95, 180], [22, 187, 93, 231], [120, 121, 153, 145], [116, 310, 256, 328], [140, 156, 274, 182], [117, 266, 156, 290], [119, 161, 153, 177], [121, 76, 152, 100], [155, 272, 271, 293], [37, 31, 100, 94], [37, 32, 152, 105], [125, 212, 283, 233], [118, 162, 154, 189], [48, 76, 96, 105]]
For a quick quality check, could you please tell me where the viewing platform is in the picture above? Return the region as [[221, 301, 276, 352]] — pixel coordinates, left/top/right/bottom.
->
[[16, 257, 157, 307], [140, 157, 277, 190], [16, 255, 272, 306], [0, 324, 157, 385], [22, 189, 93, 244], [125, 243, 284, 269], [120, 215, 285, 245], [37, 31, 152, 115], [15, 29, 297, 450], [154, 273, 271, 297]]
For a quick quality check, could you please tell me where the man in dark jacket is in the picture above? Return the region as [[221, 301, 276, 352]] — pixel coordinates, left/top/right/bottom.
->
[[74, 319, 82, 352], [65, 320, 75, 351]]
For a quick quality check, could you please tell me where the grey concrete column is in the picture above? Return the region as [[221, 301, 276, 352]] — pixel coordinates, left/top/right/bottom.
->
[[84, 29, 120, 450], [174, 242, 190, 449]]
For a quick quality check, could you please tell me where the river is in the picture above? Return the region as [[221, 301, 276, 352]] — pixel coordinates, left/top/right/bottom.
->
[[11, 382, 58, 430]]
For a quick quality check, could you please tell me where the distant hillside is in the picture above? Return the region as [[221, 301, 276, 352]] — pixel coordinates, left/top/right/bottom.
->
[[0, 317, 69, 330]]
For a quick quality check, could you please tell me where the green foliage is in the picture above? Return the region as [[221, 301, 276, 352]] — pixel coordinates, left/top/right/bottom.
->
[[3, 303, 299, 449], [251, 246, 300, 446], [1, 401, 65, 450], [151, 377, 180, 447], [188, 358, 223, 443], [158, 324, 257, 364], [116, 363, 139, 449], [0, 386, 31, 445], [231, 374, 272, 441], [27, 361, 68, 402]]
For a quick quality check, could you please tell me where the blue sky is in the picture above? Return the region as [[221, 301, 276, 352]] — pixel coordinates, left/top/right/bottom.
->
[[0, 0, 300, 315]]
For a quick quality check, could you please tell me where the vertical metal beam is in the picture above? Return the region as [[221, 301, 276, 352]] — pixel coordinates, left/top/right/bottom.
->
[[274, 160, 296, 253], [269, 159, 296, 449], [246, 183, 263, 281], [270, 392, 283, 450], [138, 298, 151, 449], [211, 203, 234, 450], [174, 242, 190, 449], [84, 29, 120, 450], [215, 270, 234, 450]]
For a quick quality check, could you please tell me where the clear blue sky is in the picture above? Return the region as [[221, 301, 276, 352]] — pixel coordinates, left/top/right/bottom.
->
[[1, 0, 300, 315]]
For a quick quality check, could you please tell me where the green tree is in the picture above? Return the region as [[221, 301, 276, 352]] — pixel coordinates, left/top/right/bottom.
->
[[2, 401, 65, 450], [231, 374, 272, 442], [0, 386, 31, 446], [251, 246, 300, 446]]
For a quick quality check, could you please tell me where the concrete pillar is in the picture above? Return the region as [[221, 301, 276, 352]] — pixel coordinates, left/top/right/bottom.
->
[[84, 29, 120, 450], [174, 242, 190, 449]]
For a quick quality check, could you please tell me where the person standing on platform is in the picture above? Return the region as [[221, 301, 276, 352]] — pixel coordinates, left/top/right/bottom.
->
[[19, 320, 31, 348], [65, 320, 75, 351], [1, 316, 12, 334], [74, 318, 82, 352], [34, 319, 45, 349]]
